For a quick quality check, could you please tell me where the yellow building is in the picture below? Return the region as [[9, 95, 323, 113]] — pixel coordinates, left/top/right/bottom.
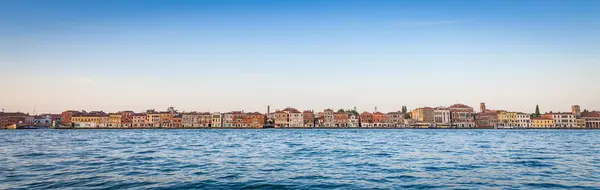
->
[[109, 114, 122, 128], [497, 111, 517, 128], [576, 119, 586, 128], [531, 118, 554, 128], [72, 115, 101, 125], [411, 107, 434, 123]]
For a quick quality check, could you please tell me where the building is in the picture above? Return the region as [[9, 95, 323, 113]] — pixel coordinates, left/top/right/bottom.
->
[[387, 111, 404, 128], [476, 111, 499, 128], [582, 111, 600, 128], [284, 108, 303, 128], [498, 111, 516, 128], [348, 112, 359, 127], [182, 112, 200, 127], [159, 111, 174, 127], [146, 111, 161, 128], [211, 112, 222, 127], [317, 115, 325, 128], [246, 112, 265, 128], [231, 111, 246, 128], [222, 112, 234, 127], [531, 118, 554, 128], [449, 104, 475, 128], [515, 112, 531, 128], [303, 110, 315, 128], [324, 109, 334, 127], [60, 110, 81, 126], [372, 112, 389, 127], [360, 112, 373, 127], [119, 111, 134, 128], [33, 114, 53, 126], [433, 107, 450, 124], [164, 115, 182, 128], [334, 110, 349, 127], [108, 113, 123, 128], [576, 118, 586, 128], [411, 107, 434, 123], [541, 112, 576, 128], [199, 113, 212, 127], [132, 113, 147, 128], [274, 110, 289, 128], [71, 111, 108, 128], [1, 112, 31, 129]]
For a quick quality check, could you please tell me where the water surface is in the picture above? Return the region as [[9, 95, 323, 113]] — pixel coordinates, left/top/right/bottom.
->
[[1, 129, 599, 189]]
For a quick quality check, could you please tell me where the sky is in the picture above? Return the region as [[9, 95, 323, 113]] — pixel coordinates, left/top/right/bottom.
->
[[1, 0, 599, 114]]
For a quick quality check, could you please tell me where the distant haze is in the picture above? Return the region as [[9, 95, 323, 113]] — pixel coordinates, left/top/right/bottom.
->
[[1, 0, 599, 114]]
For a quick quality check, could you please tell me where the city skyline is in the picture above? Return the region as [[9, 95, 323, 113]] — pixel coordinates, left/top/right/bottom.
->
[[2, 0, 599, 113]]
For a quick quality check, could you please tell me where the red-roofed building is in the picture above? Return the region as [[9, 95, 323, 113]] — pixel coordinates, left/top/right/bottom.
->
[[303, 110, 315, 128], [582, 111, 600, 128], [334, 110, 349, 127], [360, 112, 373, 127], [449, 104, 475, 128]]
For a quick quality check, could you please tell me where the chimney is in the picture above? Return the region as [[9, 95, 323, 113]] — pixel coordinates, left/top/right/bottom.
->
[[267, 105, 270, 114]]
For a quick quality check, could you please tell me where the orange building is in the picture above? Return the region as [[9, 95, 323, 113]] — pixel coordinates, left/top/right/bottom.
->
[[60, 110, 81, 126], [246, 112, 265, 128], [360, 112, 373, 127], [372, 112, 389, 127], [334, 110, 349, 127], [303, 110, 315, 127]]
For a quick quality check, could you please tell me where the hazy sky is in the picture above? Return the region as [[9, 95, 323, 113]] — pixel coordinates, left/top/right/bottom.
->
[[1, 0, 599, 114]]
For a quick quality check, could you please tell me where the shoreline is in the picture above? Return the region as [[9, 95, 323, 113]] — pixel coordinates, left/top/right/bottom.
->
[[7, 127, 597, 130]]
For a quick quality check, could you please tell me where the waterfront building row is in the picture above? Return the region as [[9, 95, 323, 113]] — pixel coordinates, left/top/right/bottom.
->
[[3, 103, 600, 129]]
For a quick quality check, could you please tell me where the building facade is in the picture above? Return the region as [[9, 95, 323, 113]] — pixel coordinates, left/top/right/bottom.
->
[[324, 109, 334, 127], [449, 104, 475, 128], [211, 112, 222, 127], [132, 113, 147, 128], [582, 111, 600, 128], [542, 113, 576, 128], [531, 118, 554, 128], [433, 107, 450, 124], [360, 112, 373, 128], [303, 110, 315, 128]]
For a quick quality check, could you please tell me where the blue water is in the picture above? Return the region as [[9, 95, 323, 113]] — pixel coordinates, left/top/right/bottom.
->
[[1, 129, 600, 189]]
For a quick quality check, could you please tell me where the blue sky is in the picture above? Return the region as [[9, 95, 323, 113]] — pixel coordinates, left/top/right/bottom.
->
[[1, 0, 599, 114]]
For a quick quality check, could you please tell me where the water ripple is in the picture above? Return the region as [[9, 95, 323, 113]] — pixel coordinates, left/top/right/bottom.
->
[[1, 129, 600, 189]]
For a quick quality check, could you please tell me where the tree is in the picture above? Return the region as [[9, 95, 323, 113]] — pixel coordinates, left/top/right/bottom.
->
[[346, 109, 359, 116], [584, 109, 589, 113], [168, 107, 177, 114], [404, 113, 411, 119], [337, 109, 345, 113], [534, 105, 541, 118], [402, 106, 407, 114]]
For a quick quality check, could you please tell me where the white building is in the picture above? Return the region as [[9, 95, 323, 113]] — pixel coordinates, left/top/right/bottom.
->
[[543, 112, 576, 128], [211, 112, 222, 127], [348, 114, 359, 127], [34, 115, 53, 125], [433, 107, 451, 124], [280, 108, 303, 127], [516, 112, 531, 128]]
